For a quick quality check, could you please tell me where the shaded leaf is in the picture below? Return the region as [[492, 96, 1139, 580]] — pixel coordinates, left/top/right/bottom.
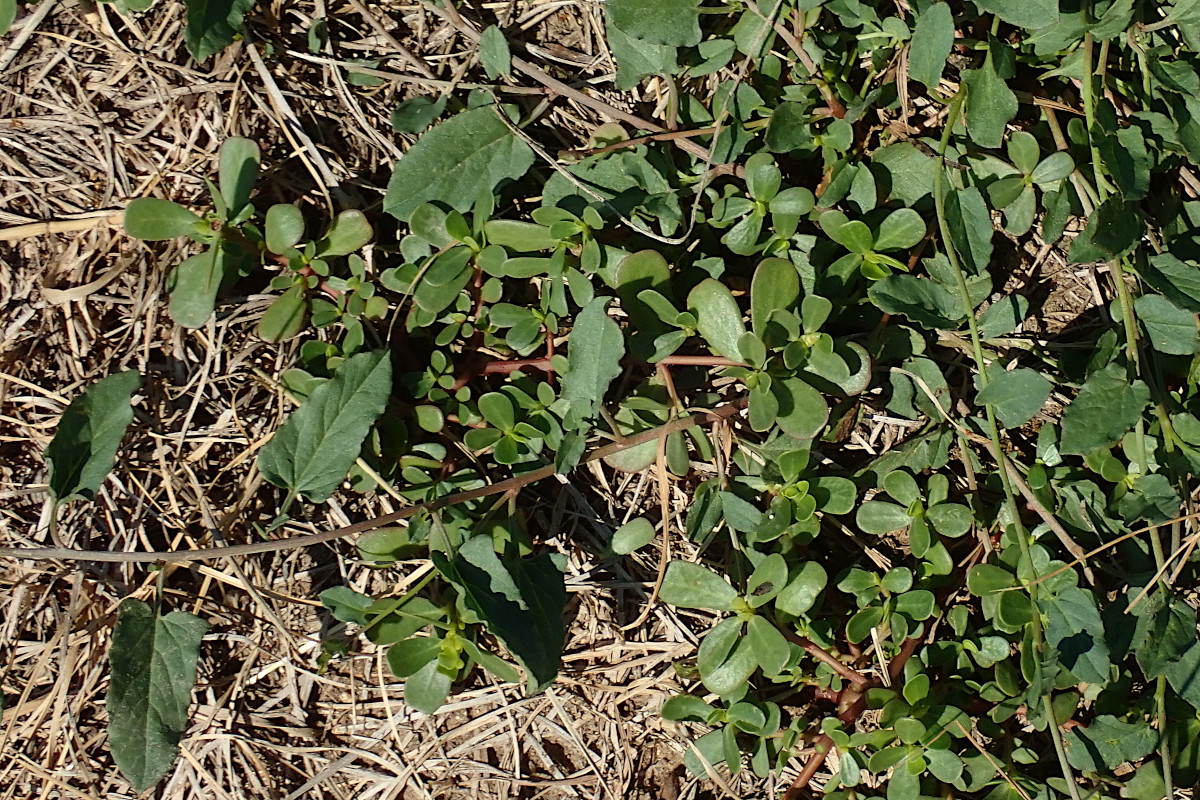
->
[[1065, 716, 1157, 773], [1043, 586, 1111, 685], [46, 371, 141, 503], [108, 598, 208, 792], [433, 536, 565, 692], [185, 0, 256, 61], [258, 350, 393, 502]]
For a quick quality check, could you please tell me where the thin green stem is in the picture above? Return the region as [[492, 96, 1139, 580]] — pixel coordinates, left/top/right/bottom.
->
[[934, 89, 1084, 800], [1081, 33, 1116, 200]]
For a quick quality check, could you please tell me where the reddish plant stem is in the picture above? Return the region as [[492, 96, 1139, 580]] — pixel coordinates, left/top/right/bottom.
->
[[782, 630, 869, 689]]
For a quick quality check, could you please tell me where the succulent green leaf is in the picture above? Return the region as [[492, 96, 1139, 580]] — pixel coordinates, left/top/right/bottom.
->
[[661, 561, 738, 611], [317, 210, 373, 257], [216, 137, 259, 216], [124, 198, 203, 241], [264, 204, 305, 254], [688, 278, 748, 360], [107, 598, 208, 793], [611, 517, 656, 555]]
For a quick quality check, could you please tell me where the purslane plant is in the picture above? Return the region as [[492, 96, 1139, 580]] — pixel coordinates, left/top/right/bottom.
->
[[19, 0, 1200, 796]]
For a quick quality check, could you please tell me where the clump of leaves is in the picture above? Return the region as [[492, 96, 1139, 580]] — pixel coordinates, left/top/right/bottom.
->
[[33, 0, 1200, 795]]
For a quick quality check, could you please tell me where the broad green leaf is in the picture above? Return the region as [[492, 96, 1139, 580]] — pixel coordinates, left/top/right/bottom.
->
[[317, 210, 373, 257], [391, 95, 447, 134], [1099, 126, 1150, 200], [124, 198, 202, 241], [776, 561, 827, 617], [385, 106, 534, 222], [963, 56, 1017, 149], [607, 0, 702, 46], [185, 0, 255, 60], [478, 25, 511, 79], [908, 3, 954, 89], [107, 598, 208, 793], [661, 561, 738, 611], [872, 143, 939, 205], [857, 500, 911, 534], [1060, 364, 1150, 455], [976, 368, 1052, 428], [611, 517, 656, 555], [1042, 586, 1111, 685], [258, 350, 393, 502], [751, 257, 800, 337], [45, 371, 140, 503], [765, 102, 811, 153], [258, 286, 308, 343], [1137, 253, 1200, 312], [319, 586, 374, 625], [433, 536, 566, 693], [847, 605, 885, 643], [1135, 293, 1200, 355], [973, 0, 1059, 28], [1064, 716, 1156, 773], [687, 278, 748, 360], [1136, 599, 1198, 680], [217, 137, 259, 216], [1166, 642, 1200, 711], [868, 275, 964, 330], [264, 204, 305, 254], [561, 298, 625, 428], [978, 294, 1028, 338], [404, 658, 453, 713], [604, 14, 678, 90], [1069, 198, 1141, 263]]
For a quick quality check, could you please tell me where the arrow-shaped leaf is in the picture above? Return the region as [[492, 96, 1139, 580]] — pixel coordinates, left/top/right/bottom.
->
[[45, 371, 141, 504]]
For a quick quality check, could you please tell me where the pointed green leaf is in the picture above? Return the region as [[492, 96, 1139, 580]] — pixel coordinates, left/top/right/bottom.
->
[[562, 298, 625, 428], [107, 598, 208, 792], [45, 371, 141, 503], [963, 58, 1018, 149], [1042, 586, 1111, 685], [258, 350, 393, 502], [1064, 716, 1156, 772], [1135, 293, 1200, 355], [185, 0, 255, 60], [908, 3, 954, 90], [973, 0, 1058, 29], [433, 537, 565, 693], [385, 106, 535, 222], [868, 275, 964, 330], [478, 25, 511, 79]]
